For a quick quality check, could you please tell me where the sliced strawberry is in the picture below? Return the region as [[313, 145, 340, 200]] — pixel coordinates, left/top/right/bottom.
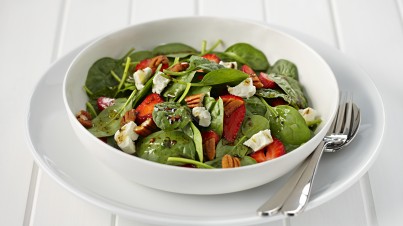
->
[[202, 53, 221, 64], [265, 137, 286, 160], [221, 94, 245, 117], [241, 64, 256, 76], [97, 96, 115, 111], [250, 149, 266, 163], [269, 98, 288, 107], [259, 72, 277, 89], [135, 93, 164, 124], [201, 130, 220, 145], [223, 104, 246, 142], [135, 58, 151, 71]]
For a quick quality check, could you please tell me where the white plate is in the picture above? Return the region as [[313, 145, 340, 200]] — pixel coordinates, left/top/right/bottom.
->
[[26, 30, 384, 225]]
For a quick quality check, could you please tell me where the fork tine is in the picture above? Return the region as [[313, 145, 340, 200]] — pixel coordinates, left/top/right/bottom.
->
[[333, 92, 347, 134], [342, 92, 353, 136]]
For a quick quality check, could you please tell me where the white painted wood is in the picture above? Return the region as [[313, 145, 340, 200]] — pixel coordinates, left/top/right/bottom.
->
[[198, 0, 265, 20], [263, 0, 338, 48], [0, 0, 64, 226], [130, 0, 196, 24], [330, 1, 403, 226]]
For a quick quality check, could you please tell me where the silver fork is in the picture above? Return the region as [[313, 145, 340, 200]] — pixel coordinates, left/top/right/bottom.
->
[[257, 92, 361, 216]]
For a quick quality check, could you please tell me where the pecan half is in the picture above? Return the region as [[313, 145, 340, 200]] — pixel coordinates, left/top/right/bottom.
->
[[184, 93, 205, 109], [249, 73, 264, 89], [222, 96, 244, 117], [222, 154, 241, 168], [149, 55, 169, 71], [134, 118, 157, 137], [120, 109, 136, 126], [76, 110, 92, 128], [203, 138, 216, 161], [168, 62, 189, 72]]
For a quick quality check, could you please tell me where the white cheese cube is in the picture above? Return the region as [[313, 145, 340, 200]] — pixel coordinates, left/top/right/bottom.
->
[[243, 129, 273, 152], [152, 71, 171, 94], [299, 107, 318, 123], [219, 61, 238, 69], [133, 67, 152, 90], [114, 121, 139, 154], [227, 77, 256, 98], [192, 107, 211, 127]]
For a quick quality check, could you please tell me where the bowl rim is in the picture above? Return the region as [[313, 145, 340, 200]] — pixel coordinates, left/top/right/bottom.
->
[[62, 16, 340, 174]]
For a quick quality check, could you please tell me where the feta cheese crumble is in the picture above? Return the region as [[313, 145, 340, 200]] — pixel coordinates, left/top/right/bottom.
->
[[243, 129, 273, 152], [152, 71, 171, 94], [114, 121, 139, 154], [227, 77, 256, 98], [299, 107, 319, 124], [133, 67, 152, 90], [219, 61, 238, 69], [192, 107, 211, 127]]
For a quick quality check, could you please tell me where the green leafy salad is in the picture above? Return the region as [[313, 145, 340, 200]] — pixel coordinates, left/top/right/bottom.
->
[[75, 40, 321, 169]]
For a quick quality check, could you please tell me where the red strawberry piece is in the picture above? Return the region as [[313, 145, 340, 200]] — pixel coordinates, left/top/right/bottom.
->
[[269, 98, 288, 107], [135, 93, 164, 124], [265, 137, 286, 160], [223, 104, 246, 142], [135, 58, 151, 71], [241, 64, 256, 76], [202, 53, 221, 64], [259, 72, 277, 89], [201, 130, 220, 145], [221, 94, 245, 117], [250, 149, 266, 163], [97, 96, 116, 111]]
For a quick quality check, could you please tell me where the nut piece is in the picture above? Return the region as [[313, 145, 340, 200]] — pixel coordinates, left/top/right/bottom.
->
[[249, 73, 264, 89], [222, 154, 241, 168], [76, 110, 92, 128], [168, 62, 189, 72], [203, 138, 216, 161], [134, 118, 157, 137], [222, 97, 243, 117], [184, 93, 205, 109], [149, 55, 169, 71], [120, 109, 136, 126]]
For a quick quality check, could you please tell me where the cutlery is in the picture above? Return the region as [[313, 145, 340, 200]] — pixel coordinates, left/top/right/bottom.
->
[[257, 92, 361, 216]]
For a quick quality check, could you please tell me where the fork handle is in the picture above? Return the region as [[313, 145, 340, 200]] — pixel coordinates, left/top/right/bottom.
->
[[280, 140, 327, 216]]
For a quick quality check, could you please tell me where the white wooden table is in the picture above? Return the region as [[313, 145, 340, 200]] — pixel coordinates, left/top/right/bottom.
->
[[2, 0, 402, 225]]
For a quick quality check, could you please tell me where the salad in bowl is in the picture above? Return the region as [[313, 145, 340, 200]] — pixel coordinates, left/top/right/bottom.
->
[[76, 40, 321, 169], [63, 17, 338, 194]]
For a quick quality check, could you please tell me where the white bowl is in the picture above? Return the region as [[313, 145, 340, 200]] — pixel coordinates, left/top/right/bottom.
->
[[63, 17, 339, 195]]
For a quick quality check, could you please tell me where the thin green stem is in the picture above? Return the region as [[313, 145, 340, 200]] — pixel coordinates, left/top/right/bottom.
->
[[176, 82, 191, 103], [115, 56, 131, 97], [83, 85, 94, 96], [259, 96, 277, 117], [86, 101, 97, 117], [201, 40, 207, 55], [205, 39, 223, 54], [110, 70, 121, 82]]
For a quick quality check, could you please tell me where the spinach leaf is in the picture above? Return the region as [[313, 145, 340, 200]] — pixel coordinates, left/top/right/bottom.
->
[[215, 137, 250, 158], [193, 68, 249, 87], [136, 130, 196, 164], [152, 43, 197, 56], [152, 102, 192, 131], [85, 57, 123, 98], [266, 73, 308, 109], [163, 71, 195, 101], [255, 89, 296, 108], [188, 55, 224, 72], [244, 96, 267, 116], [129, 50, 153, 62], [204, 97, 224, 136], [268, 105, 312, 146], [190, 122, 204, 162], [241, 115, 271, 138], [224, 43, 269, 71], [269, 59, 299, 80], [87, 98, 128, 137], [241, 156, 257, 166]]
